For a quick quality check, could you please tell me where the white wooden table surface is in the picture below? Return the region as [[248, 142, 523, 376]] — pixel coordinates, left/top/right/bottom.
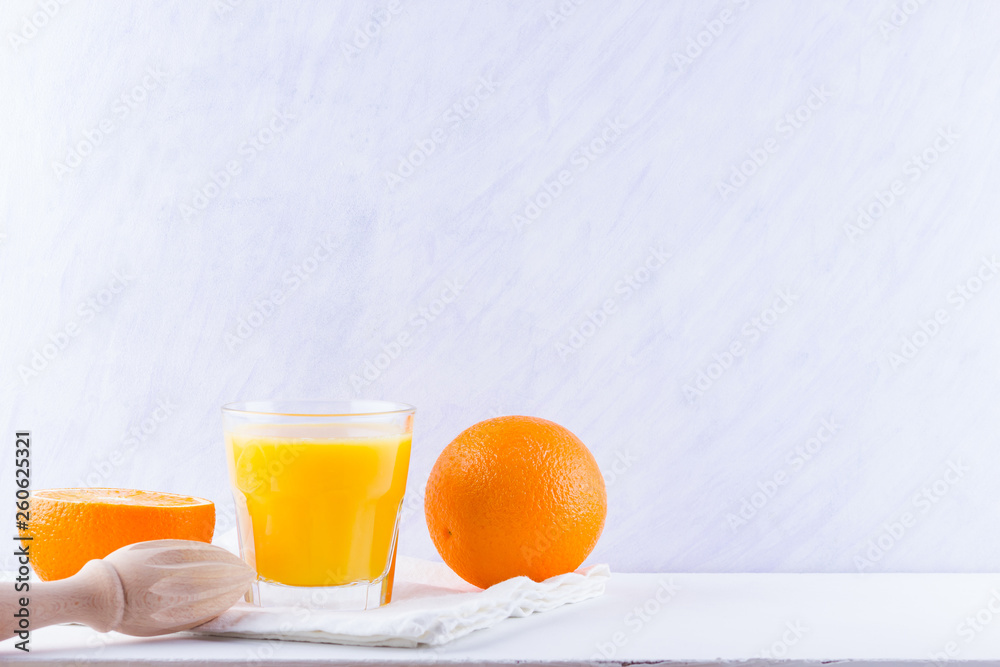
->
[[5, 573, 1000, 666]]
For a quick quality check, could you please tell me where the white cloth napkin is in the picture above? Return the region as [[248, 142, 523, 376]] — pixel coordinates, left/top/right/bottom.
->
[[192, 556, 610, 648]]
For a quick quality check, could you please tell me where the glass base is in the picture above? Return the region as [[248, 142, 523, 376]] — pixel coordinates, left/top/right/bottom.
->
[[248, 575, 392, 611]]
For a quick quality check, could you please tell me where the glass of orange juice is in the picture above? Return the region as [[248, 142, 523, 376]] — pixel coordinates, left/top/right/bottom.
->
[[222, 400, 414, 610]]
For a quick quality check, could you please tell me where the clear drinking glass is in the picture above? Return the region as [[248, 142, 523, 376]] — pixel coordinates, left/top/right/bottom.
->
[[222, 400, 414, 610]]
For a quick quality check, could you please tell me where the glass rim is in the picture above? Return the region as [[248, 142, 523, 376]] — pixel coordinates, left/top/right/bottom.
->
[[222, 400, 415, 418]]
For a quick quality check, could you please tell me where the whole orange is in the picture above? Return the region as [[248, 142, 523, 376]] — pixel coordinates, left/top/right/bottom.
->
[[424, 416, 606, 588], [22, 488, 215, 581]]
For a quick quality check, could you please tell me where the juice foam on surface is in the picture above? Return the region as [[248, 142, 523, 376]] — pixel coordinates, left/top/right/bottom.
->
[[225, 422, 411, 587]]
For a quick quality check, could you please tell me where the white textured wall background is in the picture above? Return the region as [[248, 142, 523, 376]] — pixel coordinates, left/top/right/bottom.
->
[[3, 0, 1000, 574]]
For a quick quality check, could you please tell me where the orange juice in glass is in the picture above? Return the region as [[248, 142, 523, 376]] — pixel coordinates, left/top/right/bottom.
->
[[222, 401, 414, 610]]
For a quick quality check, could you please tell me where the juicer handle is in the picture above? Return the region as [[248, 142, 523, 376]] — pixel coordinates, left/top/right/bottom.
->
[[0, 560, 125, 643]]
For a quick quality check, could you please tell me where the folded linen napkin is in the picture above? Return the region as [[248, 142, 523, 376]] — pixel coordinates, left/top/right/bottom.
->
[[192, 555, 610, 648]]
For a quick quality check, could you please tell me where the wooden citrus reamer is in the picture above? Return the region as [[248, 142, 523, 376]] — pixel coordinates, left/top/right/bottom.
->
[[0, 540, 255, 642]]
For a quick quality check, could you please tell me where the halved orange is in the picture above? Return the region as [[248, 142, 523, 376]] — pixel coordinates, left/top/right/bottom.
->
[[22, 488, 215, 581]]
